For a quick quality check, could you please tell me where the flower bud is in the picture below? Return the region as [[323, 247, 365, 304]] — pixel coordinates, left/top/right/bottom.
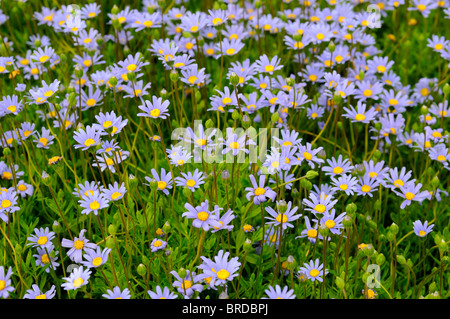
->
[[106, 237, 115, 249], [443, 83, 450, 95], [2, 147, 11, 156], [438, 240, 448, 253], [363, 244, 375, 257], [374, 122, 382, 131], [232, 109, 241, 121], [386, 232, 394, 242], [376, 253, 386, 266], [389, 223, 399, 235], [431, 176, 440, 189], [343, 215, 353, 228], [127, 71, 136, 82], [420, 105, 428, 115], [243, 238, 252, 252], [108, 224, 117, 236], [182, 186, 192, 198], [318, 224, 329, 237], [128, 174, 138, 189], [346, 203, 357, 215], [41, 171, 52, 186], [52, 220, 61, 234], [335, 276, 345, 289], [286, 255, 297, 271], [278, 200, 288, 213], [305, 170, 318, 180], [162, 221, 171, 233], [74, 65, 84, 79], [297, 271, 307, 282], [242, 115, 251, 128], [373, 149, 381, 161], [271, 112, 280, 123], [219, 290, 229, 299], [178, 268, 187, 279], [221, 169, 230, 180], [328, 41, 336, 53], [109, 76, 118, 87], [137, 263, 147, 276], [300, 179, 312, 190], [333, 93, 342, 104], [396, 255, 406, 265], [229, 72, 239, 86]]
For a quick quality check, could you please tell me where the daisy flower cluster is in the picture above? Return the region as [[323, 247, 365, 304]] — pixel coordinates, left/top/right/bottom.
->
[[0, 0, 449, 301]]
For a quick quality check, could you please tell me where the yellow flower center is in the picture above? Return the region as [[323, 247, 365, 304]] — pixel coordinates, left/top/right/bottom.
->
[[41, 254, 50, 264], [18, 184, 27, 192], [7, 105, 16, 113], [226, 48, 235, 55], [309, 74, 317, 82], [143, 20, 153, 27], [316, 33, 325, 40], [437, 155, 446, 162], [90, 201, 100, 210], [377, 65, 386, 73], [230, 142, 240, 149], [420, 88, 429, 96], [369, 172, 378, 178], [188, 75, 197, 84], [325, 220, 335, 229], [212, 17, 223, 25], [150, 109, 161, 118], [315, 204, 326, 213], [417, 4, 426, 11], [307, 229, 318, 238], [363, 89, 373, 97], [157, 181, 167, 190], [1, 200, 11, 208], [40, 55, 50, 63], [111, 192, 122, 200], [393, 179, 404, 187], [418, 230, 426, 237], [37, 236, 48, 246], [310, 269, 320, 277], [81, 98, 95, 107], [254, 187, 265, 196], [340, 184, 348, 190], [84, 138, 95, 147], [186, 179, 196, 187], [35, 294, 47, 299], [405, 192, 415, 200], [0, 280, 4, 291], [264, 65, 274, 72], [276, 213, 288, 224], [333, 166, 343, 174], [303, 152, 312, 160], [182, 280, 192, 289], [73, 278, 84, 288], [432, 132, 441, 138], [74, 240, 84, 250], [217, 269, 230, 280], [361, 185, 371, 193], [153, 240, 162, 247], [197, 211, 209, 221]]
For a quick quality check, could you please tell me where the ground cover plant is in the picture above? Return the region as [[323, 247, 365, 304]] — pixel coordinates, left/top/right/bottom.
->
[[0, 0, 450, 300]]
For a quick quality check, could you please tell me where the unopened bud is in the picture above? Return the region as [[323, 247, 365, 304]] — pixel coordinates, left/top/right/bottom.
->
[[229, 72, 239, 86], [396, 255, 406, 265], [305, 170, 318, 180], [137, 263, 147, 276]]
